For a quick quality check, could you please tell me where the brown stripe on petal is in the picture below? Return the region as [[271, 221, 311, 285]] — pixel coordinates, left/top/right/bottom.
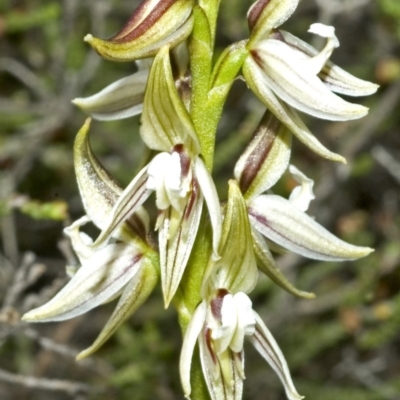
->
[[184, 177, 198, 220], [205, 327, 217, 364], [248, 0, 271, 31], [239, 112, 280, 193], [111, 0, 177, 43]]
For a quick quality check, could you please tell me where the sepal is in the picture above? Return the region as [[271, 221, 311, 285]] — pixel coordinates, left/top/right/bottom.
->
[[22, 242, 145, 322], [248, 0, 299, 45], [234, 110, 291, 201], [141, 45, 200, 153], [72, 70, 149, 121], [250, 311, 304, 400], [242, 58, 346, 163], [203, 180, 257, 295], [77, 258, 158, 359], [84, 0, 194, 62], [252, 228, 315, 299], [248, 194, 374, 261]]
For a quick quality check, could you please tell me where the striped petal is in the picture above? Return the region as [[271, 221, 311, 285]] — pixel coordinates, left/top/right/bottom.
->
[[251, 311, 304, 400], [248, 194, 374, 261], [280, 30, 379, 97], [243, 56, 346, 163], [77, 258, 158, 359], [248, 0, 299, 45], [159, 178, 204, 307], [85, 0, 194, 61], [72, 70, 148, 121], [234, 110, 292, 200], [22, 244, 144, 322]]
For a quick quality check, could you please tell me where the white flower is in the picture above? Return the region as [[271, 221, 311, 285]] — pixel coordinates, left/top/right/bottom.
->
[[180, 291, 303, 400], [243, 0, 378, 162]]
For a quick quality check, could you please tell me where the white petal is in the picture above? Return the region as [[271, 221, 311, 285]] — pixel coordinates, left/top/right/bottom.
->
[[22, 244, 144, 322], [243, 57, 346, 163], [252, 39, 369, 121], [248, 194, 374, 261], [280, 30, 379, 97], [251, 311, 304, 400], [63, 216, 94, 263], [230, 293, 256, 353], [72, 71, 148, 121], [288, 164, 315, 212], [195, 157, 222, 259], [180, 300, 207, 399], [77, 259, 158, 359], [212, 294, 237, 354]]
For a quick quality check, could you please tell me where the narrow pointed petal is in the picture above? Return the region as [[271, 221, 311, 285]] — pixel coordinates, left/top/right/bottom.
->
[[248, 0, 299, 45], [205, 180, 258, 295], [288, 165, 315, 212], [280, 30, 379, 97], [199, 333, 243, 400], [180, 300, 207, 398], [248, 194, 374, 261], [141, 45, 200, 153], [252, 228, 315, 299], [84, 0, 194, 61], [250, 40, 369, 121], [243, 57, 346, 163], [93, 165, 152, 248], [77, 259, 158, 359], [74, 119, 151, 243], [234, 110, 292, 200], [22, 245, 144, 322], [195, 157, 222, 259], [160, 179, 204, 307], [251, 311, 304, 400], [72, 71, 148, 121]]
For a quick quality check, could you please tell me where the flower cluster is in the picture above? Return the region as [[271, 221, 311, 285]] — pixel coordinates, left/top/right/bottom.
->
[[23, 0, 377, 398]]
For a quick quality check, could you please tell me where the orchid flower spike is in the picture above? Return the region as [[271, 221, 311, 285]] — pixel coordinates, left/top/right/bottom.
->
[[88, 46, 222, 307], [243, 0, 379, 163], [180, 181, 303, 400]]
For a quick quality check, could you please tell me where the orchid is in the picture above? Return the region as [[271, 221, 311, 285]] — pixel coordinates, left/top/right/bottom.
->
[[22, 0, 378, 398], [243, 0, 378, 162], [180, 181, 303, 400], [90, 45, 222, 307]]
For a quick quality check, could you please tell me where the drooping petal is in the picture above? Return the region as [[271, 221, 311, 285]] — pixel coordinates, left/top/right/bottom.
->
[[248, 194, 374, 261], [252, 228, 315, 299], [159, 178, 204, 307], [180, 300, 207, 399], [22, 244, 144, 322], [141, 45, 200, 153], [84, 0, 194, 61], [77, 258, 158, 359], [74, 119, 151, 243], [199, 330, 243, 400], [195, 157, 222, 259], [288, 164, 315, 212], [92, 165, 152, 248], [230, 293, 256, 353], [234, 110, 292, 200], [72, 70, 148, 120], [204, 180, 258, 295], [248, 0, 299, 45], [280, 30, 379, 97], [250, 311, 304, 400], [249, 39, 369, 121], [243, 57, 346, 163]]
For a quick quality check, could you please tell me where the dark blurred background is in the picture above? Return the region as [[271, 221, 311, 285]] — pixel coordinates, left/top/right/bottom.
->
[[1, 0, 400, 399]]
